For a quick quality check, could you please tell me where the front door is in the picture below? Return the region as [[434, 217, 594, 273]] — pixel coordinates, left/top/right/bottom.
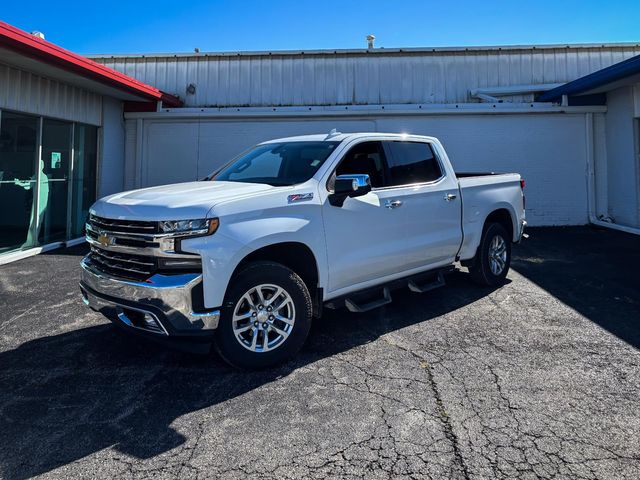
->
[[322, 141, 409, 293]]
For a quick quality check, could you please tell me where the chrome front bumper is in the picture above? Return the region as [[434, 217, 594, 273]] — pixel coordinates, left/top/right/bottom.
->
[[80, 257, 219, 337]]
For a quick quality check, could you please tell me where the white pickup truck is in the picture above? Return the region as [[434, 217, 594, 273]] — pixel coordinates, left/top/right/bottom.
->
[[80, 132, 526, 369]]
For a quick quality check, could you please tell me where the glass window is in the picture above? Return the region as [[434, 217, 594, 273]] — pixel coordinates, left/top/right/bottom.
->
[[39, 119, 72, 245], [385, 141, 442, 186], [70, 124, 98, 238], [0, 112, 39, 253], [213, 141, 340, 186], [333, 141, 387, 189]]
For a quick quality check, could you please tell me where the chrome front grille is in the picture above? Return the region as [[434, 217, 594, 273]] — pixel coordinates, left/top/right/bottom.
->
[[88, 246, 157, 280], [89, 214, 159, 235], [85, 214, 201, 281]]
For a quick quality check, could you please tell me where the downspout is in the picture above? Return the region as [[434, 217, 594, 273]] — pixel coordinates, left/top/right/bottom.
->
[[585, 112, 640, 235]]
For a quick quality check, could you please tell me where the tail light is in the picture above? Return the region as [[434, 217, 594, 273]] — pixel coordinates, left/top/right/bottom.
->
[[520, 178, 526, 209], [520, 179, 526, 190]]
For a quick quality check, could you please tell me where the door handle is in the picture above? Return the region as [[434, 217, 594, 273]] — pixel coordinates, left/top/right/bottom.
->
[[385, 200, 403, 209], [444, 193, 457, 202]]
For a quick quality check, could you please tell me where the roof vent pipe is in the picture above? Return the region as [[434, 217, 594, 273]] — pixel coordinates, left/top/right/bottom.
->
[[31, 31, 45, 40], [366, 34, 375, 49]]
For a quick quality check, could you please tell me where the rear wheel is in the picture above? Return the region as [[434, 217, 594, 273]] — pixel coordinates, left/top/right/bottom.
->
[[468, 222, 511, 286], [214, 261, 312, 369]]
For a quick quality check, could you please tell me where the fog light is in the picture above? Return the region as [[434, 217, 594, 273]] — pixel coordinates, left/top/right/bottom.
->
[[158, 257, 202, 270]]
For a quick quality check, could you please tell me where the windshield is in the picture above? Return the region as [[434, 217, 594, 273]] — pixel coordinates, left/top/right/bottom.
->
[[212, 141, 340, 186]]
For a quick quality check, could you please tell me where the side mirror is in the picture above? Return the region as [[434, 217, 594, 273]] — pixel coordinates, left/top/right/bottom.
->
[[329, 174, 372, 207]]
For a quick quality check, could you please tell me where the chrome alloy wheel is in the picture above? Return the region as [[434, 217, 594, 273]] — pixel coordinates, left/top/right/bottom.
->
[[488, 235, 507, 275], [232, 284, 296, 353]]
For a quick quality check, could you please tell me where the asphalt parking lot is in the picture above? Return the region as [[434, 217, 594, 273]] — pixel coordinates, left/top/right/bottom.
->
[[0, 226, 639, 479]]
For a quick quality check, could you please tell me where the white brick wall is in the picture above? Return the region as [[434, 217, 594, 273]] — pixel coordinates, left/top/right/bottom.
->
[[123, 112, 591, 226]]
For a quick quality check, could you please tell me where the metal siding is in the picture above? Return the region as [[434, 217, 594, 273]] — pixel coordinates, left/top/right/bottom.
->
[[0, 62, 102, 124], [94, 47, 640, 107]]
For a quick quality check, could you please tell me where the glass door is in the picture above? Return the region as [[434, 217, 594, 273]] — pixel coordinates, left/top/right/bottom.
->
[[39, 119, 72, 245], [0, 111, 40, 253], [0, 112, 99, 257]]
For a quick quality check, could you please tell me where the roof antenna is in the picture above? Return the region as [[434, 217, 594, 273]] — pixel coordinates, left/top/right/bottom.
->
[[325, 128, 341, 139]]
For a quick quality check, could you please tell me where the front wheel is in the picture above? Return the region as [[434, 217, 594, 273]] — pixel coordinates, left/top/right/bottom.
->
[[468, 223, 511, 286], [214, 261, 312, 369]]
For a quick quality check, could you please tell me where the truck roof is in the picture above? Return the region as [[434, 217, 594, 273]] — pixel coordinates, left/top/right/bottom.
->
[[259, 132, 438, 144]]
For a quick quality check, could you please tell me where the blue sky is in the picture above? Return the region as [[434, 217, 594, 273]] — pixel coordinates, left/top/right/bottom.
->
[[3, 0, 639, 54]]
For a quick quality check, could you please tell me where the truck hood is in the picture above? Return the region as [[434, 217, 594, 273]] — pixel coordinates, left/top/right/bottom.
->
[[90, 181, 274, 221]]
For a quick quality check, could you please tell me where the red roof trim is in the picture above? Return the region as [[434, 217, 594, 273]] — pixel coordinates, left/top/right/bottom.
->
[[0, 21, 182, 107]]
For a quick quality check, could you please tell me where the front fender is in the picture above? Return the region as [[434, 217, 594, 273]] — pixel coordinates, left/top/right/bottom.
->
[[181, 210, 326, 308]]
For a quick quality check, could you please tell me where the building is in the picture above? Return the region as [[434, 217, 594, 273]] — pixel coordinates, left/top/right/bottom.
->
[[0, 21, 181, 263], [1, 20, 639, 263], [91, 44, 640, 232], [538, 57, 640, 233]]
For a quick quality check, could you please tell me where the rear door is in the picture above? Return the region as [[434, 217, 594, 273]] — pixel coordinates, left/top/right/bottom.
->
[[383, 140, 462, 270]]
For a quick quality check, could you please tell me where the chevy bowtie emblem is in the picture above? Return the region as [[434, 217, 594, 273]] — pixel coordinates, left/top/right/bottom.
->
[[288, 193, 314, 203], [98, 233, 114, 247]]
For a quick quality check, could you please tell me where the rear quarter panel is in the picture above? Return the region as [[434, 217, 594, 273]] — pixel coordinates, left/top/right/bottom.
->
[[458, 174, 524, 260]]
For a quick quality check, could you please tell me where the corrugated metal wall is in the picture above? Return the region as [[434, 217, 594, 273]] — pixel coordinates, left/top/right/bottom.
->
[[0, 62, 102, 125], [94, 45, 640, 107]]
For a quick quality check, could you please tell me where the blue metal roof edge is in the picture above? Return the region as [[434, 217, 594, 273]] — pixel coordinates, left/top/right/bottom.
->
[[537, 53, 640, 102]]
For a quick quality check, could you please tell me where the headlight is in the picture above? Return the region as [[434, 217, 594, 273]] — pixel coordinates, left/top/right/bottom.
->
[[159, 218, 219, 236]]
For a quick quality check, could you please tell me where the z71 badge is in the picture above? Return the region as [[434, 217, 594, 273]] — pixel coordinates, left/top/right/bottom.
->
[[288, 193, 314, 203]]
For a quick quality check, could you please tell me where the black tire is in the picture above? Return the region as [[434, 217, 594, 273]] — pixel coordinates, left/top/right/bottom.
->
[[214, 261, 312, 370], [468, 222, 511, 286]]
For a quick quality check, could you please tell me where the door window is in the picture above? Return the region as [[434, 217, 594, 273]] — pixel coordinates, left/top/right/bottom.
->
[[385, 141, 442, 186], [331, 141, 387, 189], [39, 119, 72, 245]]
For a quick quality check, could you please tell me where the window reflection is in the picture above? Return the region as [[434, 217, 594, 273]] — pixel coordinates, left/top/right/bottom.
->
[[39, 119, 71, 245], [0, 112, 39, 253]]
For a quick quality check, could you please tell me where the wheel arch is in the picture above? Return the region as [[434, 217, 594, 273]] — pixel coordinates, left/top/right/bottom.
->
[[231, 242, 322, 317], [461, 207, 516, 267], [484, 208, 515, 241]]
